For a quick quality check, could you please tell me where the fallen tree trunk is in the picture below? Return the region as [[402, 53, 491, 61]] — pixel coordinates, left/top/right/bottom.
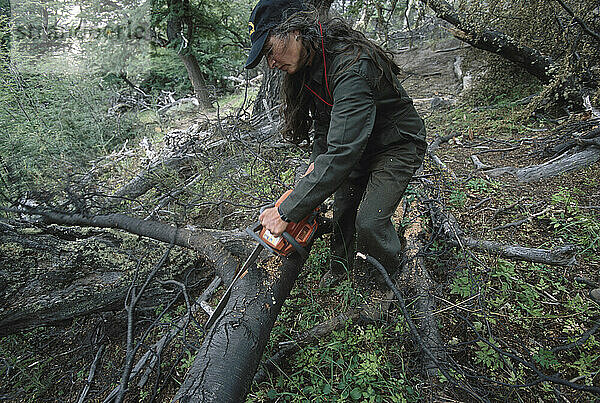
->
[[0, 224, 202, 336], [430, 204, 577, 266], [13, 208, 239, 285], [113, 154, 196, 200], [400, 198, 444, 378], [485, 146, 600, 182], [172, 249, 310, 402]]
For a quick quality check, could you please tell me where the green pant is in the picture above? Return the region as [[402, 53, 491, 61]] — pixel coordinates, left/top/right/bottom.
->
[[331, 140, 425, 276]]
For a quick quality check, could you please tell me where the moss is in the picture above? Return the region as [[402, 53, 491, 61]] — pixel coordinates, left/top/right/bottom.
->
[[0, 241, 26, 255], [17, 227, 43, 235], [461, 52, 542, 107]]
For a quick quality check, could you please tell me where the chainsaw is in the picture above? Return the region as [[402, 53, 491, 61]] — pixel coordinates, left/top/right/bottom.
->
[[205, 190, 319, 329]]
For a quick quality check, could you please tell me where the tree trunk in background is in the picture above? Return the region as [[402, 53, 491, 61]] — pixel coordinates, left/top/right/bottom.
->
[[180, 52, 212, 108], [166, 0, 213, 109], [41, 5, 48, 43]]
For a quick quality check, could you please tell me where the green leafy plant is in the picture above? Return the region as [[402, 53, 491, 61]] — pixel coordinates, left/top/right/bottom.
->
[[450, 269, 476, 297], [449, 189, 467, 208]]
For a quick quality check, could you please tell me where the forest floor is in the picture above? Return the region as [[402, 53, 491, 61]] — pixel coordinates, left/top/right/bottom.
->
[[246, 39, 600, 401], [1, 38, 599, 402]]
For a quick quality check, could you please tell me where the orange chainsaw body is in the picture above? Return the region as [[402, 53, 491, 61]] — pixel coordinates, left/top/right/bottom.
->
[[258, 189, 319, 257]]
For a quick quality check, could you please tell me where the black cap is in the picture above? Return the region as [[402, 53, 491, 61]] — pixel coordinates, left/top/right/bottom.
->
[[245, 0, 305, 69]]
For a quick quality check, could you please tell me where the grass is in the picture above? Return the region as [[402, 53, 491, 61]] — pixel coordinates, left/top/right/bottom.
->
[[247, 239, 420, 403]]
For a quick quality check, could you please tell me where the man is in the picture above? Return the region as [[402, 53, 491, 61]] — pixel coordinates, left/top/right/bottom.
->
[[248, 0, 426, 284]]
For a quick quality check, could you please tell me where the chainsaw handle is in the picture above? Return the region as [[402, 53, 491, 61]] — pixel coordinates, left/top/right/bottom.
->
[[246, 222, 274, 253], [282, 231, 308, 260], [246, 221, 308, 259]]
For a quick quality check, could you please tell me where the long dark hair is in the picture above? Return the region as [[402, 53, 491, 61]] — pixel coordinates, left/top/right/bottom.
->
[[271, 7, 400, 144]]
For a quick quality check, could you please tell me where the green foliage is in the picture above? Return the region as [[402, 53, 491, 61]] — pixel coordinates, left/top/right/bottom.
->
[[139, 47, 193, 97], [0, 330, 62, 399], [448, 188, 467, 208], [0, 70, 142, 196], [466, 178, 499, 195], [474, 338, 503, 371], [150, 0, 253, 90], [450, 269, 476, 297], [533, 348, 560, 371], [250, 233, 419, 402], [252, 322, 417, 402], [545, 187, 600, 262]]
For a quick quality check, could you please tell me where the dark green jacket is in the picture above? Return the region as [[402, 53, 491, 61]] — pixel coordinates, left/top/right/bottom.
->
[[278, 45, 426, 222]]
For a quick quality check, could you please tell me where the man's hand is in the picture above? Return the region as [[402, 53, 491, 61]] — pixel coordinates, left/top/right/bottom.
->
[[259, 207, 288, 237]]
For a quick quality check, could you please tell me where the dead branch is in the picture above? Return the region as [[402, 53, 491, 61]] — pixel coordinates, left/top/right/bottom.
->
[[102, 277, 221, 402], [427, 133, 460, 180], [430, 202, 577, 266], [471, 154, 492, 170], [493, 198, 524, 220], [112, 154, 196, 200], [583, 96, 600, 120], [9, 207, 239, 285], [470, 197, 491, 210], [77, 344, 106, 403], [0, 223, 202, 336], [485, 146, 600, 182], [461, 315, 600, 395], [358, 253, 486, 402], [492, 206, 551, 231], [114, 246, 173, 403], [553, 0, 600, 43]]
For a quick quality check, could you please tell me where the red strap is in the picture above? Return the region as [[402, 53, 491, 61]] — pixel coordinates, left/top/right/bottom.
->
[[318, 22, 332, 101], [304, 83, 333, 107], [304, 21, 333, 107]]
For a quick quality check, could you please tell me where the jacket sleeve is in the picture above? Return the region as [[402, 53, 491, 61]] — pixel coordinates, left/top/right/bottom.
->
[[279, 62, 376, 222], [310, 126, 328, 163]]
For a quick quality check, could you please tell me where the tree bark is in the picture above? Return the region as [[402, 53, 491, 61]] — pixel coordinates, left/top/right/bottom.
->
[[0, 225, 201, 336], [173, 249, 310, 402], [13, 209, 240, 285], [400, 198, 444, 378]]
